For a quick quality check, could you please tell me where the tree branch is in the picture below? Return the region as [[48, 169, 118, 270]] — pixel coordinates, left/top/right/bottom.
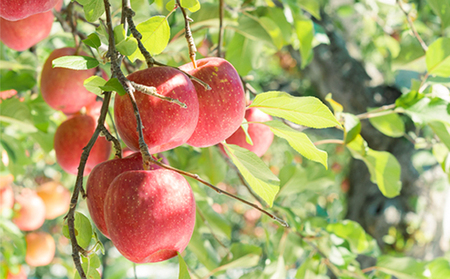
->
[[217, 0, 224, 58], [397, 0, 428, 52], [176, 0, 197, 67]]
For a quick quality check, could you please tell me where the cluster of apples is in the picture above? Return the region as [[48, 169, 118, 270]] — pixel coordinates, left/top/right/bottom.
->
[[0, 0, 62, 51], [0, 175, 71, 278]]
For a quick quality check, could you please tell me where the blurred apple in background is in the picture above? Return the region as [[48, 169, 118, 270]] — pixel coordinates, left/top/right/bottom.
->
[[12, 189, 46, 231], [36, 181, 70, 220], [25, 232, 56, 266]]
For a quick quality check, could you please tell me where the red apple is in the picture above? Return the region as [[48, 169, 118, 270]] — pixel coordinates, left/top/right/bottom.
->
[[25, 232, 55, 266], [40, 48, 101, 114], [6, 266, 26, 279], [36, 181, 70, 220], [12, 189, 46, 231], [179, 57, 246, 147], [114, 66, 199, 154], [87, 152, 148, 238], [54, 114, 111, 176], [0, 175, 14, 212], [104, 170, 196, 263], [223, 107, 273, 157], [0, 0, 59, 21]]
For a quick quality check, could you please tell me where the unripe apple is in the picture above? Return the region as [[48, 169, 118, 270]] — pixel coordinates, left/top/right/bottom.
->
[[0, 10, 54, 51], [224, 107, 274, 157], [36, 181, 70, 220], [0, 175, 14, 212], [40, 48, 101, 114], [114, 66, 199, 154], [12, 189, 46, 231], [104, 170, 196, 263], [54, 114, 111, 176], [0, 0, 59, 21], [87, 152, 154, 238], [179, 57, 246, 147], [25, 232, 55, 267]]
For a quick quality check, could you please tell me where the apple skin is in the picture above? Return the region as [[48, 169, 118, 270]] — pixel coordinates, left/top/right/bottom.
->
[[54, 114, 111, 176], [0, 10, 53, 51], [104, 170, 196, 263], [12, 189, 46, 231], [224, 107, 274, 157], [179, 57, 246, 147], [114, 66, 199, 154], [86, 152, 164, 238], [40, 47, 100, 115], [36, 181, 70, 220], [0, 0, 59, 21], [25, 232, 56, 267]]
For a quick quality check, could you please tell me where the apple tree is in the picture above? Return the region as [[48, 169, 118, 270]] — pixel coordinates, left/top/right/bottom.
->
[[1, 0, 450, 278]]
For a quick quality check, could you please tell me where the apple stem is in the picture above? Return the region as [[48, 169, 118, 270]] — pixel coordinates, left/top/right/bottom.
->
[[153, 60, 212, 90], [217, 0, 224, 58], [176, 0, 198, 68]]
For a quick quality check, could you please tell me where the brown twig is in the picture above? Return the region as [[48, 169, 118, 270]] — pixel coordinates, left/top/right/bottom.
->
[[313, 139, 344, 146], [217, 0, 224, 57], [130, 81, 187, 108], [355, 103, 396, 119], [176, 0, 197, 67], [397, 0, 428, 52], [100, 125, 122, 159]]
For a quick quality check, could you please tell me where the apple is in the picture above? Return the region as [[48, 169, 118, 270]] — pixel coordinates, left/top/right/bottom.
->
[[114, 66, 199, 154], [0, 0, 59, 21], [223, 107, 274, 157], [36, 181, 70, 220], [179, 57, 246, 147], [104, 169, 196, 263], [0, 175, 14, 212], [12, 189, 46, 231], [87, 152, 146, 238], [6, 266, 26, 279], [25, 232, 55, 266], [54, 114, 112, 176], [40, 47, 102, 115]]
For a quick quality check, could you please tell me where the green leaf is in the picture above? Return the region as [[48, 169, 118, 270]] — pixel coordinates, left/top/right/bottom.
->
[[82, 33, 101, 49], [429, 121, 450, 150], [262, 120, 327, 168], [197, 200, 231, 239], [128, 16, 170, 61], [327, 220, 377, 254], [225, 33, 262, 76], [52, 56, 99, 70], [376, 256, 427, 279], [83, 0, 104, 23], [116, 37, 138, 56], [219, 243, 262, 269], [325, 93, 343, 115], [188, 226, 219, 270], [113, 24, 126, 44], [0, 71, 36, 92], [62, 212, 93, 249], [427, 0, 450, 29], [368, 112, 405, 138], [342, 113, 361, 144], [241, 121, 253, 145], [259, 17, 285, 50], [234, 13, 274, 47], [402, 97, 450, 125], [295, 255, 327, 279], [250, 92, 341, 128], [223, 144, 280, 207], [295, 16, 314, 69], [177, 252, 191, 279], [99, 78, 127, 96], [426, 38, 450, 77], [84, 76, 107, 96], [181, 0, 200, 12], [298, 0, 321, 19], [346, 135, 402, 198], [428, 258, 450, 279], [197, 147, 227, 185]]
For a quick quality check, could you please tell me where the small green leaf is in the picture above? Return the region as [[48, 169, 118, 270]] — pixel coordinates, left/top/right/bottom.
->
[[116, 37, 138, 57], [428, 258, 450, 279], [128, 16, 170, 61], [83, 0, 104, 23], [197, 147, 227, 185], [234, 13, 274, 47], [241, 121, 253, 145], [325, 93, 343, 115], [62, 212, 93, 249], [402, 97, 450, 125], [295, 255, 327, 279], [343, 113, 361, 144], [52, 56, 99, 70], [165, 0, 176, 11], [197, 200, 231, 239], [298, 0, 321, 20], [250, 92, 341, 128], [188, 226, 220, 270], [429, 121, 450, 150], [82, 33, 101, 49], [426, 38, 450, 77], [84, 76, 107, 96], [99, 78, 127, 96], [295, 15, 314, 68], [219, 243, 262, 269], [427, 0, 450, 29], [368, 112, 405, 138], [262, 120, 327, 168], [223, 144, 280, 207], [177, 252, 191, 279], [181, 0, 200, 12], [376, 256, 427, 279], [347, 135, 402, 198], [327, 220, 377, 254]]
